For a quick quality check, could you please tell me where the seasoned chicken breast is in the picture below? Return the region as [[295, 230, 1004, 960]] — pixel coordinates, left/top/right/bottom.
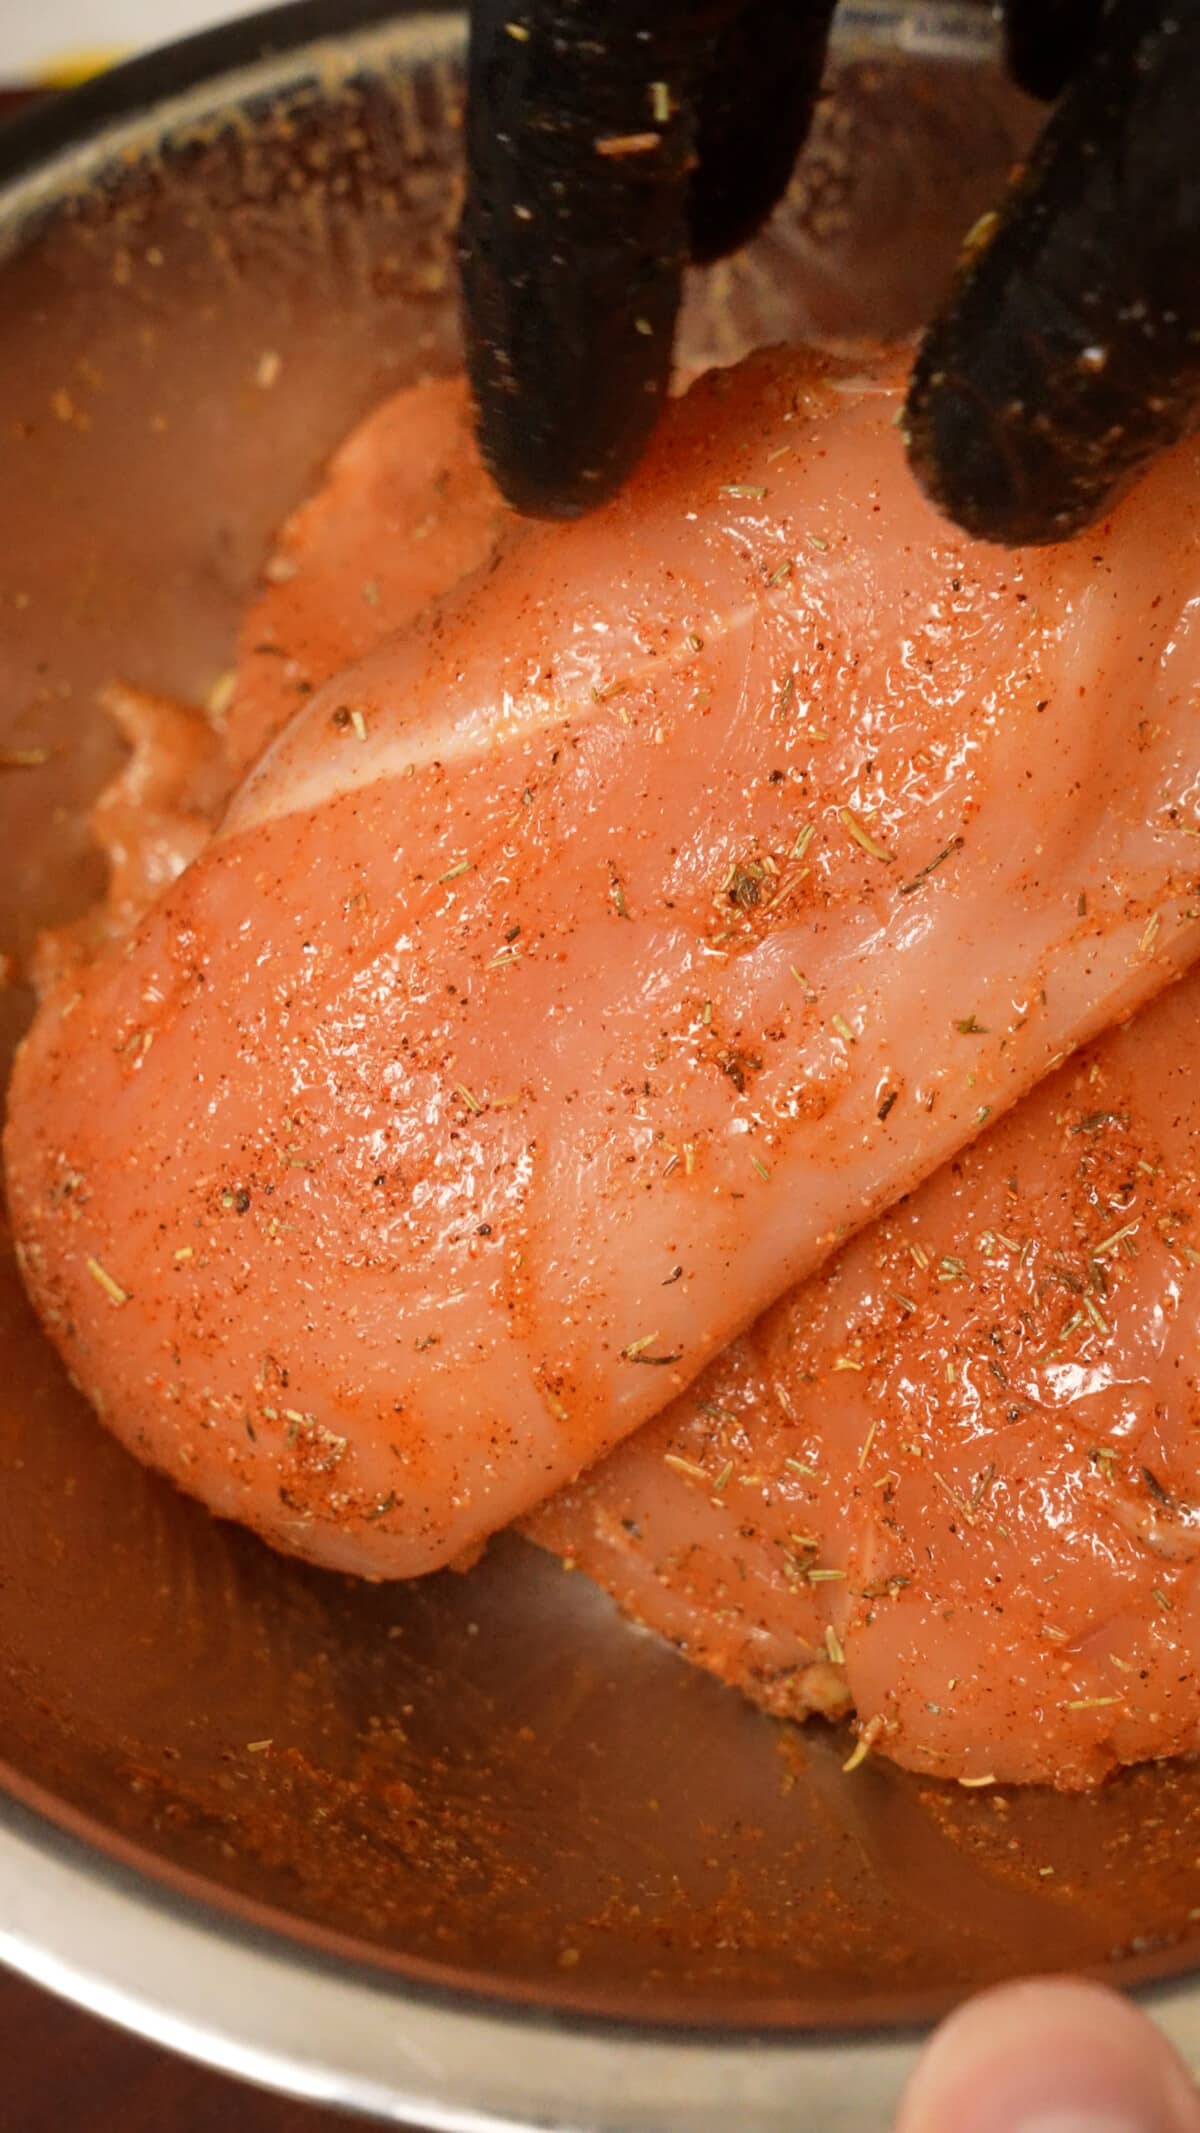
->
[[7, 347, 1200, 1590]]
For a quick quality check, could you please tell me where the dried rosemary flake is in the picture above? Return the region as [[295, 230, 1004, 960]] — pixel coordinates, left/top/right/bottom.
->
[[807, 1566, 846, 1583], [766, 557, 793, 587], [452, 1082, 482, 1114], [437, 857, 471, 884], [86, 1255, 128, 1306], [1152, 1586, 1173, 1613], [0, 747, 49, 769], [858, 1419, 879, 1469], [624, 1334, 683, 1365], [1051, 1309, 1086, 1354], [898, 836, 964, 896], [750, 1155, 772, 1182], [1139, 912, 1161, 955], [609, 876, 630, 919], [1092, 1221, 1138, 1259], [831, 1012, 856, 1044], [833, 1356, 864, 1374], [839, 808, 894, 863], [685, 632, 703, 652], [594, 131, 661, 157], [806, 532, 829, 552], [824, 1624, 846, 1666], [720, 483, 767, 500], [790, 821, 815, 862], [712, 1460, 733, 1493], [1064, 1696, 1122, 1711], [785, 1458, 819, 1479], [663, 1453, 709, 1484], [955, 1014, 987, 1035]]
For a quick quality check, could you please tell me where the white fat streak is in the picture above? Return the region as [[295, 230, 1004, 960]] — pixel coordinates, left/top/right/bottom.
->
[[222, 597, 763, 834]]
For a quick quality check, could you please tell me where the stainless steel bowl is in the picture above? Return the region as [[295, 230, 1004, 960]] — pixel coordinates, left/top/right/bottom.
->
[[1, 6, 1198, 2126]]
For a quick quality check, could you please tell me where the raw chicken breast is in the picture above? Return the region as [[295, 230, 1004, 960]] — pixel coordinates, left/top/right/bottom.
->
[[7, 346, 1200, 1580], [222, 376, 506, 781], [531, 971, 1200, 1790]]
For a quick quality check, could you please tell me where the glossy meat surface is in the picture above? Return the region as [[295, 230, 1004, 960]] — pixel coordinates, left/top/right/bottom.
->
[[7, 347, 1200, 1585], [222, 376, 507, 782], [532, 972, 1200, 1788]]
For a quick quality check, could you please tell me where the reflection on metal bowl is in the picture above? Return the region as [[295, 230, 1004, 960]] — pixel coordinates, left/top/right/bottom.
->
[[0, 4, 1196, 2127]]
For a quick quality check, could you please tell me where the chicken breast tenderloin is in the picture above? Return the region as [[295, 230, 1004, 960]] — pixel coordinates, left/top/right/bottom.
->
[[7, 346, 1200, 1578]]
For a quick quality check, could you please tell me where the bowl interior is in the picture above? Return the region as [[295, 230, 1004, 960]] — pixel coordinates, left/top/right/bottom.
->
[[1, 0, 1198, 2038]]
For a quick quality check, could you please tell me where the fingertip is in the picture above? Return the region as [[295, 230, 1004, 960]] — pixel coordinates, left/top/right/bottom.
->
[[898, 1979, 1200, 2133]]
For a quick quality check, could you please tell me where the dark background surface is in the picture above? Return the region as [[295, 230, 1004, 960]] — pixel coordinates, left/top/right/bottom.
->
[[0, 1966, 360, 2131]]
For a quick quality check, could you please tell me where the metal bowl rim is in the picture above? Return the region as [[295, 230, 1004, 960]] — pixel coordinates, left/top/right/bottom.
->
[[1, 4, 1197, 2122]]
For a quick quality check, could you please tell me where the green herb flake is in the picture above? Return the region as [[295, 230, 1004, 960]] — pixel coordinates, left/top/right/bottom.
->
[[662, 1452, 709, 1483], [899, 835, 964, 897], [839, 808, 894, 863], [86, 1255, 128, 1306], [624, 1333, 684, 1366]]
